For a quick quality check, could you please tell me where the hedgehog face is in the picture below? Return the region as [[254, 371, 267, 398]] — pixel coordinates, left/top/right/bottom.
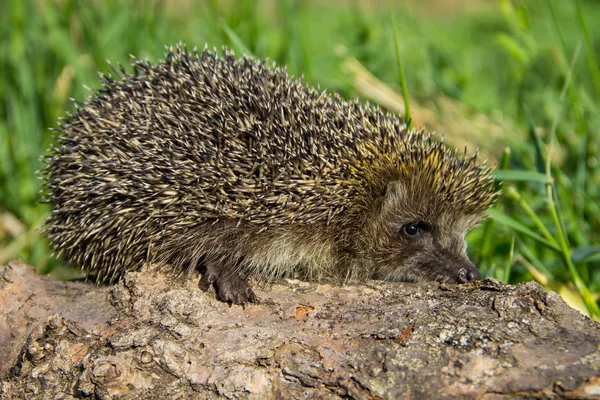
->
[[370, 218, 481, 284], [368, 180, 483, 284]]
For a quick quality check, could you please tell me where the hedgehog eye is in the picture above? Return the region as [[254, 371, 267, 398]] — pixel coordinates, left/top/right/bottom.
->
[[402, 222, 426, 238]]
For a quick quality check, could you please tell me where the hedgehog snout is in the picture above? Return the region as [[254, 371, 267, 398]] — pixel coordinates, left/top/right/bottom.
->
[[457, 264, 481, 284]]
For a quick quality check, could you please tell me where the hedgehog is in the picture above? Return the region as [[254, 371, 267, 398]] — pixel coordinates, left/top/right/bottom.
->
[[43, 45, 498, 305]]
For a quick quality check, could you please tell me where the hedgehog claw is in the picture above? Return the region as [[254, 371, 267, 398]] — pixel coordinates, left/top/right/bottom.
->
[[198, 272, 217, 292], [211, 274, 259, 307], [246, 287, 259, 303]]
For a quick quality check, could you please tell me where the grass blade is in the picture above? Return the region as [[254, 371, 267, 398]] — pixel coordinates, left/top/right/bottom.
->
[[575, 0, 600, 99], [390, 11, 412, 129], [220, 19, 255, 57], [493, 170, 551, 184], [487, 208, 560, 252]]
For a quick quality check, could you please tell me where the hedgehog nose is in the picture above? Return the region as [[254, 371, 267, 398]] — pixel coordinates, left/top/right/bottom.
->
[[457, 265, 481, 284]]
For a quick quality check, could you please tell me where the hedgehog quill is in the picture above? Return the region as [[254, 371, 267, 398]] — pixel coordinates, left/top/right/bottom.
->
[[43, 45, 498, 305]]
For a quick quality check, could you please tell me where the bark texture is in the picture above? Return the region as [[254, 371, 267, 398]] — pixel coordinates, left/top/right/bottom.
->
[[1, 260, 599, 399]]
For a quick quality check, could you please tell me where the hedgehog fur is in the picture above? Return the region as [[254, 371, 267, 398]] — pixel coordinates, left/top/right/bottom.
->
[[44, 45, 498, 305]]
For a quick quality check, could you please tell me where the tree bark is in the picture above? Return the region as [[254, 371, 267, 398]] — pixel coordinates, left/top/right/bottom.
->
[[1, 260, 599, 399]]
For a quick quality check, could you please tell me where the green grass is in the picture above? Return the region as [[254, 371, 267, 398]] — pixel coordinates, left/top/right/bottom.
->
[[1, 0, 599, 318]]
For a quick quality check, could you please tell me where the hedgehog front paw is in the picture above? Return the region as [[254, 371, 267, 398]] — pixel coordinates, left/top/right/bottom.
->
[[198, 270, 259, 307], [216, 277, 259, 307], [198, 271, 217, 291]]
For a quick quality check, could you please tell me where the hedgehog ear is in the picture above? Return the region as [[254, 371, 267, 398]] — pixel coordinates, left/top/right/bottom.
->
[[383, 181, 403, 196], [379, 181, 406, 213], [378, 180, 424, 222], [382, 181, 404, 200]]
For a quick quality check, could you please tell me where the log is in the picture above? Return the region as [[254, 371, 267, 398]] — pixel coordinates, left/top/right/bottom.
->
[[1, 260, 599, 399]]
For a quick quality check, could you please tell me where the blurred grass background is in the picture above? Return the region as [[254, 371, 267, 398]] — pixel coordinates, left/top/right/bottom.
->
[[1, 0, 599, 318]]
